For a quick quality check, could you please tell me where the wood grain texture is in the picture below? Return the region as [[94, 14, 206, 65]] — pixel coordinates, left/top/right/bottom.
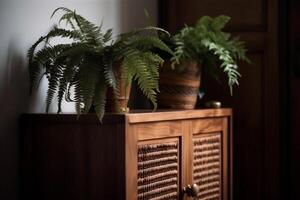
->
[[20, 115, 126, 200], [125, 116, 138, 200], [135, 121, 182, 141], [222, 118, 229, 200], [159, 0, 266, 33], [181, 120, 193, 200], [192, 118, 224, 134], [127, 108, 232, 123]]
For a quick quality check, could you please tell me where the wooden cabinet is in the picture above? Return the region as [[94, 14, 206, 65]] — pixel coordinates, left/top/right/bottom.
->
[[21, 109, 232, 200]]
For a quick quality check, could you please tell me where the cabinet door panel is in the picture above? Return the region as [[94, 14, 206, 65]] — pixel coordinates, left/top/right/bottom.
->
[[192, 118, 229, 200], [193, 133, 222, 200], [128, 120, 189, 200], [137, 138, 181, 200]]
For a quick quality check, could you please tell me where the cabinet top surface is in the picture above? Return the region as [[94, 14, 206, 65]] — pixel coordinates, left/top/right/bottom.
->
[[22, 108, 232, 124], [126, 108, 232, 123]]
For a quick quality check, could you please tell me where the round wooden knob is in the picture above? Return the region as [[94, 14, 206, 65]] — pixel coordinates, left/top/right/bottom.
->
[[183, 183, 200, 197]]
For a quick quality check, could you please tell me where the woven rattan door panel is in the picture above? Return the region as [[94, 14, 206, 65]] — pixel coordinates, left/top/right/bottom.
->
[[191, 117, 229, 200], [137, 139, 180, 200], [193, 133, 222, 200]]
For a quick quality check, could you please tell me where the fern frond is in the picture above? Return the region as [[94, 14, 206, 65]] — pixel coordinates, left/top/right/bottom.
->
[[72, 12, 104, 46], [127, 35, 173, 56], [196, 16, 212, 32], [57, 43, 92, 58], [79, 62, 100, 113], [52, 7, 109, 47], [93, 77, 107, 122], [46, 64, 63, 113], [28, 36, 46, 61], [58, 13, 77, 29], [57, 55, 81, 112], [51, 7, 78, 30], [122, 53, 158, 110], [51, 7, 73, 19], [103, 54, 119, 93], [120, 49, 138, 87], [137, 26, 170, 37], [210, 15, 230, 31], [57, 68, 70, 113], [29, 43, 68, 93], [103, 29, 113, 44], [202, 40, 241, 94], [141, 52, 164, 90], [28, 36, 47, 93], [72, 79, 83, 117], [46, 26, 82, 41]]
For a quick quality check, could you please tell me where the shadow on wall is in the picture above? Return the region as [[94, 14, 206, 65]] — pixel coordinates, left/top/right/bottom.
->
[[118, 0, 158, 32], [0, 42, 29, 200]]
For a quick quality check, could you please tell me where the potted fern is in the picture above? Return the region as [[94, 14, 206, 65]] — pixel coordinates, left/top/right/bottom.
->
[[158, 15, 249, 109], [28, 7, 172, 121]]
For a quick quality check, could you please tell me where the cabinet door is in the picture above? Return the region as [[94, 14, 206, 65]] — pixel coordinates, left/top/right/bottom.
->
[[191, 118, 230, 200], [126, 120, 190, 200]]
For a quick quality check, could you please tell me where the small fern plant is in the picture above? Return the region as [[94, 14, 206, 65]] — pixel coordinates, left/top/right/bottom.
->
[[170, 15, 249, 94], [28, 7, 173, 121]]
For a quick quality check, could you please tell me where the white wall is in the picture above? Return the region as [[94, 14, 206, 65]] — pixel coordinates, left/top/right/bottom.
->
[[0, 0, 157, 199]]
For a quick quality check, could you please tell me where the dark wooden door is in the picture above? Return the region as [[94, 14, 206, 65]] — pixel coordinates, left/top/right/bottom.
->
[[159, 1, 280, 200], [283, 0, 300, 199]]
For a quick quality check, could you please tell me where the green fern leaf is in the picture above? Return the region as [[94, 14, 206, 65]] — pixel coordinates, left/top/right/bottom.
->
[[57, 55, 81, 112], [211, 15, 230, 31], [103, 53, 119, 95], [128, 35, 173, 56], [123, 53, 158, 110], [79, 63, 99, 113], [72, 79, 83, 117], [93, 77, 107, 122], [51, 7, 73, 19], [46, 26, 82, 41], [196, 16, 212, 31], [103, 29, 113, 44], [46, 64, 63, 113]]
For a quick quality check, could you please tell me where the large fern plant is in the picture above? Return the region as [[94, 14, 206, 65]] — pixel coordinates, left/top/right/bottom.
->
[[169, 15, 249, 94], [28, 7, 172, 121]]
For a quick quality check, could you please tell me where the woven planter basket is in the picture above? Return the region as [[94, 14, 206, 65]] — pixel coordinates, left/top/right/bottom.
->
[[158, 61, 201, 109], [106, 79, 131, 113]]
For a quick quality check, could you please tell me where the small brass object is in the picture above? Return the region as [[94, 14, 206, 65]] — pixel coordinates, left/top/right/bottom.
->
[[205, 101, 222, 108]]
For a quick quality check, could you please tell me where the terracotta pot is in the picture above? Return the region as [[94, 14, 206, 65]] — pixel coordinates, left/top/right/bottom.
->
[[106, 62, 131, 113], [158, 61, 201, 109]]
